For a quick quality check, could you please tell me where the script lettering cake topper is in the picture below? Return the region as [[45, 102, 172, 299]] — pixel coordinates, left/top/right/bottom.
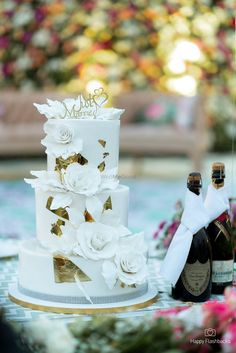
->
[[62, 88, 109, 119]]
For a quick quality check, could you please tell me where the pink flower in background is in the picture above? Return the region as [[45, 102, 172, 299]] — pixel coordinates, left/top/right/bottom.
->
[[145, 103, 164, 120], [153, 220, 166, 239], [222, 322, 236, 351], [155, 306, 188, 318], [0, 36, 9, 49]]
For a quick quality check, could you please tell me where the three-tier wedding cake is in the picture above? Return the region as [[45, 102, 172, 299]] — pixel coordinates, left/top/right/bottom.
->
[[9, 89, 157, 312]]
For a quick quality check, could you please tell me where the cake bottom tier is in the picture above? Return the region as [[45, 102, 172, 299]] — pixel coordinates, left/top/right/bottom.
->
[[18, 239, 148, 305]]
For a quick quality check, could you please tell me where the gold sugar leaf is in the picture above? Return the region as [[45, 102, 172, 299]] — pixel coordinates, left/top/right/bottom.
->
[[55, 153, 88, 172], [103, 196, 112, 211], [51, 219, 65, 237], [84, 209, 95, 222], [103, 152, 109, 159], [98, 161, 105, 172], [46, 196, 69, 220], [53, 255, 91, 283], [98, 139, 106, 148]]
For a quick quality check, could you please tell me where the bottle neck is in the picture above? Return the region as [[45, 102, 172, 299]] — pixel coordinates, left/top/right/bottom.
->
[[188, 186, 201, 195], [212, 178, 224, 189]]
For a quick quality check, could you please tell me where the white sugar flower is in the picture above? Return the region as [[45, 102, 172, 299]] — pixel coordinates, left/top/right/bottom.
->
[[74, 222, 119, 260], [102, 243, 148, 288], [62, 163, 101, 196], [41, 121, 83, 158], [24, 171, 64, 192], [85, 196, 131, 237], [34, 99, 67, 119]]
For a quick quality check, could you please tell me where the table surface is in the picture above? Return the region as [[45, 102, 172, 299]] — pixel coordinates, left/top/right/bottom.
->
[[0, 255, 223, 323]]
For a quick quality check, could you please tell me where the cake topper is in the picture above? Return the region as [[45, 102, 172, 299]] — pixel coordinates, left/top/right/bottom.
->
[[62, 87, 109, 119], [34, 87, 109, 120]]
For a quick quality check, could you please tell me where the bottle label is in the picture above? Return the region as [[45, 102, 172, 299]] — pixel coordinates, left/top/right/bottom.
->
[[212, 260, 234, 283], [181, 260, 211, 296]]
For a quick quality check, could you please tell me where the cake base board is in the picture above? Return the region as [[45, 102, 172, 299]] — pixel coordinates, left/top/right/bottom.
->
[[8, 284, 158, 314]]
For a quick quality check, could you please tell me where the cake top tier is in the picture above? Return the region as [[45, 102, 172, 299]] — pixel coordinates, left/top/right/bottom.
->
[[34, 88, 124, 121]]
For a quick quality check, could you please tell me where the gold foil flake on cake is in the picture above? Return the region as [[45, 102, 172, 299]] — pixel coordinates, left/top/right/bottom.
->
[[46, 196, 69, 220], [61, 88, 108, 119], [51, 219, 65, 237], [55, 154, 88, 172], [53, 256, 91, 283], [98, 139, 106, 148], [103, 152, 109, 159], [103, 196, 112, 211], [98, 161, 105, 172], [84, 209, 95, 222]]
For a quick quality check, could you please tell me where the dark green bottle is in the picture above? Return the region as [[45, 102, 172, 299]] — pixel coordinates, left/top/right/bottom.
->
[[206, 163, 234, 294], [172, 172, 212, 302]]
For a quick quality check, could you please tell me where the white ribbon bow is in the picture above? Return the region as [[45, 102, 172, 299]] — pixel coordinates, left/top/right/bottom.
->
[[204, 184, 229, 224], [160, 189, 210, 285]]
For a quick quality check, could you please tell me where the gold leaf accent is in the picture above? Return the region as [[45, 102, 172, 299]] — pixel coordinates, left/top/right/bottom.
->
[[213, 220, 230, 242], [55, 153, 88, 172], [53, 255, 91, 283], [77, 153, 88, 166], [84, 209, 95, 222], [98, 139, 106, 148], [103, 152, 109, 159], [103, 196, 112, 211], [98, 161, 105, 172], [46, 196, 69, 220], [128, 284, 137, 288], [51, 219, 65, 237]]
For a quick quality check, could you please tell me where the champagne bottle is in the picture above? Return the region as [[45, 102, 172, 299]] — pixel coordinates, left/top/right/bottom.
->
[[172, 172, 212, 302], [206, 163, 234, 294]]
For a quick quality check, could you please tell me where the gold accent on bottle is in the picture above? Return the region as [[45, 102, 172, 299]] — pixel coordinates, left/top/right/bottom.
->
[[212, 162, 225, 189]]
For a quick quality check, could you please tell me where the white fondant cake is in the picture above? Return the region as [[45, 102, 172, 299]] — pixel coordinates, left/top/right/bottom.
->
[[18, 89, 149, 305]]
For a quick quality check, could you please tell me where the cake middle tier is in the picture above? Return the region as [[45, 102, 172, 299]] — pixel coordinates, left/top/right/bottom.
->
[[46, 119, 120, 172], [35, 185, 129, 252]]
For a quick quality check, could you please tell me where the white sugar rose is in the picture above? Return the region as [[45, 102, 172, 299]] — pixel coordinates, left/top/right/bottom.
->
[[41, 121, 83, 158], [116, 250, 147, 285], [53, 124, 73, 144], [74, 222, 119, 260], [102, 250, 147, 288], [63, 163, 101, 196]]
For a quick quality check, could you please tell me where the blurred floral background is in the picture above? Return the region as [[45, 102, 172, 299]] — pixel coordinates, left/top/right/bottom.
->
[[0, 0, 235, 151]]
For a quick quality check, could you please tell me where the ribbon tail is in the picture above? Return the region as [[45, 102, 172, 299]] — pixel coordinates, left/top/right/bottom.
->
[[160, 225, 193, 285], [74, 271, 93, 304]]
